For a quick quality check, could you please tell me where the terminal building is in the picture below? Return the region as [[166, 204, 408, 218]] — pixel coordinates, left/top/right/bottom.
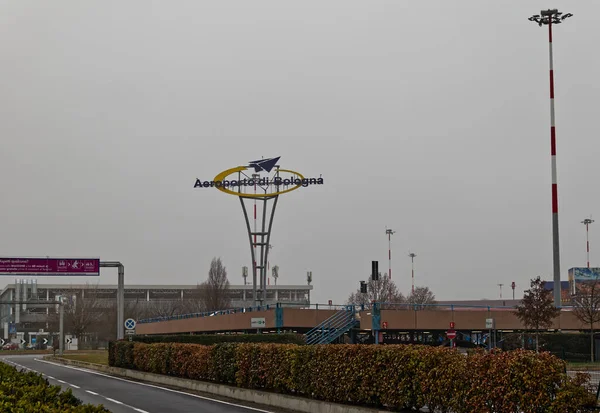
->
[[0, 280, 313, 345]]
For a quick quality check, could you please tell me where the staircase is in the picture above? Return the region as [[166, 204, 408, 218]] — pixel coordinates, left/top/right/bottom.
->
[[305, 305, 358, 345]]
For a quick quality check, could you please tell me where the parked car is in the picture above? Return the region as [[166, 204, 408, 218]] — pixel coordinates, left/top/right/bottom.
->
[[2, 343, 18, 350]]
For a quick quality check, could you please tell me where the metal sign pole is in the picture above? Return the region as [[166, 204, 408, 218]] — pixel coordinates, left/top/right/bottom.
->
[[59, 301, 64, 356], [100, 262, 125, 340]]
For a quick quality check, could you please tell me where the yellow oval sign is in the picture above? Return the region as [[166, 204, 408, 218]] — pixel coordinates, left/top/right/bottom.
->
[[212, 167, 307, 198]]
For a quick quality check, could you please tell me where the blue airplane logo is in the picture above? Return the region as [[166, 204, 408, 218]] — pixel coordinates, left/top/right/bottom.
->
[[248, 156, 281, 173]]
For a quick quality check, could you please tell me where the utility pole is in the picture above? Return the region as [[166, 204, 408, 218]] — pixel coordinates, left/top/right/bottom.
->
[[408, 252, 417, 294], [528, 9, 573, 307], [498, 283, 504, 299], [386, 228, 395, 279], [582, 217, 594, 268], [242, 266, 248, 285]]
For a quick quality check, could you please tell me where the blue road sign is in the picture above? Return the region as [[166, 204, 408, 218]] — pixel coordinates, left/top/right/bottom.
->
[[124, 318, 136, 330]]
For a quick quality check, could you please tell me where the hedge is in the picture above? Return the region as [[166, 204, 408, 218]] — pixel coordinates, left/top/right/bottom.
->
[[131, 333, 305, 345], [109, 342, 597, 412], [0, 361, 109, 412]]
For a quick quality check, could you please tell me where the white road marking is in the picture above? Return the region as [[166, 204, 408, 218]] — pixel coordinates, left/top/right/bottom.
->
[[57, 379, 66, 384], [86, 390, 99, 396], [36, 358, 276, 412], [47, 376, 55, 379], [70, 384, 80, 389], [133, 409, 150, 413], [105, 397, 123, 405]]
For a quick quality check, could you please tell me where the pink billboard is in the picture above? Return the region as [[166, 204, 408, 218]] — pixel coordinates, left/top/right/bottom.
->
[[0, 258, 100, 276]]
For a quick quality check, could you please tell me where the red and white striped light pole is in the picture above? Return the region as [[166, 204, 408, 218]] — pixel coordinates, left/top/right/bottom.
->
[[582, 218, 594, 268], [528, 9, 573, 307], [408, 252, 416, 294], [385, 228, 395, 279]]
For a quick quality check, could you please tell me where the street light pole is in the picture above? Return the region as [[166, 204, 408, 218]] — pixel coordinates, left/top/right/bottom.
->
[[386, 228, 395, 280], [408, 252, 417, 294], [582, 218, 594, 268], [528, 9, 573, 307]]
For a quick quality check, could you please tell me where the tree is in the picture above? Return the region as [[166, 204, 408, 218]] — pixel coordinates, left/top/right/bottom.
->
[[347, 274, 405, 308], [572, 278, 600, 362], [49, 283, 104, 347], [198, 257, 232, 312], [514, 277, 560, 352], [407, 286, 437, 310], [96, 300, 148, 344], [144, 299, 186, 318]]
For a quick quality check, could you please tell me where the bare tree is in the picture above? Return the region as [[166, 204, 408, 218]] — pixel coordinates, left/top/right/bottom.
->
[[49, 283, 104, 345], [198, 257, 232, 312], [572, 278, 600, 362], [515, 277, 560, 352], [95, 299, 156, 343], [347, 274, 405, 308], [407, 286, 437, 310], [144, 299, 186, 318]]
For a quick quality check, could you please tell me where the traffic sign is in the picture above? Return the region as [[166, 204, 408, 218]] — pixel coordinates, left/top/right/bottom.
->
[[382, 321, 388, 329], [125, 330, 136, 335], [20, 339, 26, 345], [66, 338, 72, 344], [446, 330, 456, 340], [449, 321, 455, 329], [0, 339, 4, 346], [328, 299, 332, 306], [42, 338, 48, 345], [485, 318, 495, 329], [251, 317, 266, 328], [124, 318, 136, 330]]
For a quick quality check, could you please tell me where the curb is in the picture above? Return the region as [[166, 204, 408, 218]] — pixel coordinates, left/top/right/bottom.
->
[[46, 357, 389, 413]]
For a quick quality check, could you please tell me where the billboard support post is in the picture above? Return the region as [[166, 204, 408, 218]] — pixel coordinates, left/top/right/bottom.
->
[[59, 298, 64, 356], [100, 262, 125, 340]]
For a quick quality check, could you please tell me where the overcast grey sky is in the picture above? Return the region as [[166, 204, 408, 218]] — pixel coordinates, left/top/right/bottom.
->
[[1, 1, 599, 304]]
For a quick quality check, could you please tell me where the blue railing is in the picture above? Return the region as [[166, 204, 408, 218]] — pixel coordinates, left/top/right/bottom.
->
[[305, 305, 357, 345], [137, 302, 349, 324], [373, 302, 518, 311]]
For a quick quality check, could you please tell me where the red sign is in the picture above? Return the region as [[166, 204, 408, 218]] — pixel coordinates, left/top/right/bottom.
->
[[449, 321, 455, 329], [446, 329, 456, 340], [511, 282, 516, 289], [0, 258, 100, 276], [328, 300, 332, 306], [382, 321, 388, 329]]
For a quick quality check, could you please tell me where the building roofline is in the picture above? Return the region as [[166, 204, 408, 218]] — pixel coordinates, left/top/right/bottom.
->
[[0, 283, 313, 292]]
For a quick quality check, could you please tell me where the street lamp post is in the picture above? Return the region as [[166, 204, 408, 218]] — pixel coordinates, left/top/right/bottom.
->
[[582, 218, 594, 268], [528, 9, 573, 307], [408, 252, 417, 294], [386, 228, 395, 280]]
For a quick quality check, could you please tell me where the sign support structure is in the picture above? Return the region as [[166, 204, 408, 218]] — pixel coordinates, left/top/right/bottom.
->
[[101, 262, 125, 340], [239, 189, 279, 308], [196, 157, 324, 308]]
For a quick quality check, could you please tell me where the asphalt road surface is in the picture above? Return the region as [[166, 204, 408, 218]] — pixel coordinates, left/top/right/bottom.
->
[[0, 354, 280, 413]]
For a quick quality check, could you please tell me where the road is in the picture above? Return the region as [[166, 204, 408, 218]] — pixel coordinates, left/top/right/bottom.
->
[[0, 354, 279, 413]]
